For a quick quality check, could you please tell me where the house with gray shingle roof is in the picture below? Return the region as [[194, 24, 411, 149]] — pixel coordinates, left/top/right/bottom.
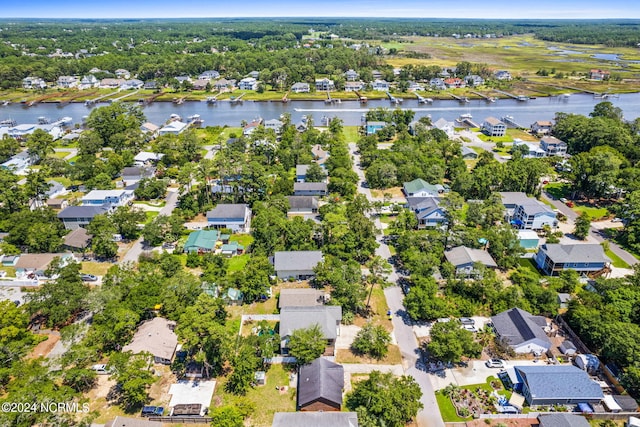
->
[[272, 412, 359, 427], [514, 365, 603, 406], [538, 413, 590, 427], [444, 246, 497, 277], [279, 305, 342, 355], [287, 196, 319, 215], [297, 358, 344, 411], [499, 192, 557, 230], [57, 205, 111, 230], [293, 182, 328, 197], [273, 250, 323, 280], [535, 244, 610, 276], [490, 307, 551, 354], [481, 116, 506, 137], [278, 288, 327, 309], [206, 203, 251, 233], [406, 197, 446, 229]]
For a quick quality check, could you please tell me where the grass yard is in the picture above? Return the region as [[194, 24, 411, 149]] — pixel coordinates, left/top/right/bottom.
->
[[435, 391, 468, 422], [378, 214, 397, 224], [231, 234, 254, 248], [517, 258, 542, 278], [335, 344, 402, 365], [572, 204, 609, 220], [604, 248, 630, 269], [343, 126, 361, 142], [80, 261, 114, 276], [544, 182, 570, 200], [145, 211, 159, 223], [211, 363, 296, 427], [227, 254, 250, 273]]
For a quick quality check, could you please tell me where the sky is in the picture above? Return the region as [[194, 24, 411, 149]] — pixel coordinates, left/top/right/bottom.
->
[[2, 0, 640, 19]]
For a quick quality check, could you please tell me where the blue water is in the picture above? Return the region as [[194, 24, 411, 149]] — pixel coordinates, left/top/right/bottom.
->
[[592, 53, 621, 61], [2, 92, 640, 128]]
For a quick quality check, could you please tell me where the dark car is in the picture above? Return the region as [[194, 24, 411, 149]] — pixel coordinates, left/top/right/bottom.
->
[[460, 317, 475, 326], [80, 274, 98, 282], [141, 406, 164, 416]]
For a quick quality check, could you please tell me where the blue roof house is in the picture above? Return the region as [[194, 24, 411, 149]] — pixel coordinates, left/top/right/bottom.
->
[[513, 365, 604, 406]]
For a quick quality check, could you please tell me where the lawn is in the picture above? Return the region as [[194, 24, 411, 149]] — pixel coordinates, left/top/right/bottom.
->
[[435, 391, 468, 422], [572, 204, 608, 220], [335, 345, 402, 365], [211, 363, 296, 427], [227, 254, 250, 273], [604, 248, 630, 269], [378, 214, 397, 224], [80, 261, 114, 276], [517, 258, 542, 278], [544, 182, 570, 200], [231, 234, 254, 248], [145, 211, 159, 223], [343, 126, 361, 142]]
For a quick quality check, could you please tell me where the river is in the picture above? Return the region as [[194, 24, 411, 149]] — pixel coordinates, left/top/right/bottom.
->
[[1, 92, 639, 128]]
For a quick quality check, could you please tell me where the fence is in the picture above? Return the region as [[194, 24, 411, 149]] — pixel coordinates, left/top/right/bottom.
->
[[148, 416, 212, 423]]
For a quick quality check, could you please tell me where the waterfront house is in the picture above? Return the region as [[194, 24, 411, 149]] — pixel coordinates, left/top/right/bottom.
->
[[315, 78, 335, 91], [291, 82, 310, 93], [481, 117, 507, 137], [589, 69, 610, 81], [238, 77, 258, 90]]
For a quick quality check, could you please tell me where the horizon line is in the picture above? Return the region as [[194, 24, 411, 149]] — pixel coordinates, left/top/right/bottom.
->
[[1, 16, 640, 20]]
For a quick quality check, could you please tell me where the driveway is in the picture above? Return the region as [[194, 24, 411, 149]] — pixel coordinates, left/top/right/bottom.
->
[[120, 188, 180, 264]]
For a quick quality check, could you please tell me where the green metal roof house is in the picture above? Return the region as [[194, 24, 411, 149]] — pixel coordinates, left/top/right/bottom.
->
[[183, 230, 219, 253]]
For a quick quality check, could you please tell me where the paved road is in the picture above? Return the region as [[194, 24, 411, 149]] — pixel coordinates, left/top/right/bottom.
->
[[540, 191, 638, 266], [120, 189, 180, 264], [349, 143, 445, 427]]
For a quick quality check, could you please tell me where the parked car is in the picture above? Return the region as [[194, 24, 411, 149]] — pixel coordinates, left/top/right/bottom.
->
[[463, 324, 477, 333], [91, 364, 110, 374], [81, 274, 98, 282], [559, 197, 568, 203], [485, 359, 505, 368], [612, 217, 623, 223], [566, 201, 574, 208], [460, 317, 475, 325], [387, 310, 392, 320], [141, 406, 164, 416]]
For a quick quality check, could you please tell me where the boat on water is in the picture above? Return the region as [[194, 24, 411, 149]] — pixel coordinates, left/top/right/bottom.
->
[[56, 116, 73, 126], [37, 116, 50, 124], [560, 93, 572, 99], [488, 97, 497, 103], [188, 114, 204, 125], [517, 95, 530, 102], [0, 118, 17, 126], [459, 113, 473, 119], [169, 113, 182, 121]]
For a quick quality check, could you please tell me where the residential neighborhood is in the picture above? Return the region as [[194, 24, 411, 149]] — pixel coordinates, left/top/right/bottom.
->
[[1, 16, 640, 427]]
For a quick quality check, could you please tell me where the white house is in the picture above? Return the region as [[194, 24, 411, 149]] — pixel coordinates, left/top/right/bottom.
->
[[158, 121, 188, 136], [291, 82, 310, 93], [81, 189, 134, 207], [540, 136, 568, 157], [57, 76, 78, 88], [273, 250, 324, 280], [198, 70, 220, 80], [78, 75, 99, 90], [371, 79, 390, 91], [491, 307, 551, 354], [432, 118, 455, 138], [481, 117, 507, 137], [315, 78, 335, 91], [238, 77, 258, 91], [206, 203, 252, 233], [22, 77, 47, 89], [264, 119, 284, 134]]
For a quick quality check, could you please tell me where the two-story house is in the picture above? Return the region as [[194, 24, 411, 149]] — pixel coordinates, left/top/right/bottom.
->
[[371, 79, 390, 91], [238, 77, 258, 91], [535, 243, 611, 276], [540, 136, 568, 157], [589, 69, 610, 81], [500, 192, 557, 230], [403, 178, 446, 197], [494, 70, 512, 81], [57, 76, 78, 88], [530, 120, 553, 135], [315, 78, 335, 91], [344, 81, 365, 92], [198, 70, 220, 80], [57, 205, 111, 230], [406, 197, 447, 228], [481, 117, 507, 137], [344, 69, 359, 81]]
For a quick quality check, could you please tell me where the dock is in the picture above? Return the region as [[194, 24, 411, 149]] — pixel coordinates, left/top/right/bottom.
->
[[354, 90, 368, 103], [450, 93, 469, 103], [141, 92, 163, 106], [493, 89, 529, 101], [172, 95, 186, 105], [470, 91, 496, 103], [547, 84, 599, 95], [455, 117, 479, 128], [59, 90, 98, 107], [230, 93, 246, 104], [206, 94, 219, 104], [85, 90, 122, 107], [501, 115, 525, 129], [415, 93, 433, 104], [385, 92, 402, 105], [324, 91, 341, 104], [27, 91, 70, 107], [282, 90, 290, 103]]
